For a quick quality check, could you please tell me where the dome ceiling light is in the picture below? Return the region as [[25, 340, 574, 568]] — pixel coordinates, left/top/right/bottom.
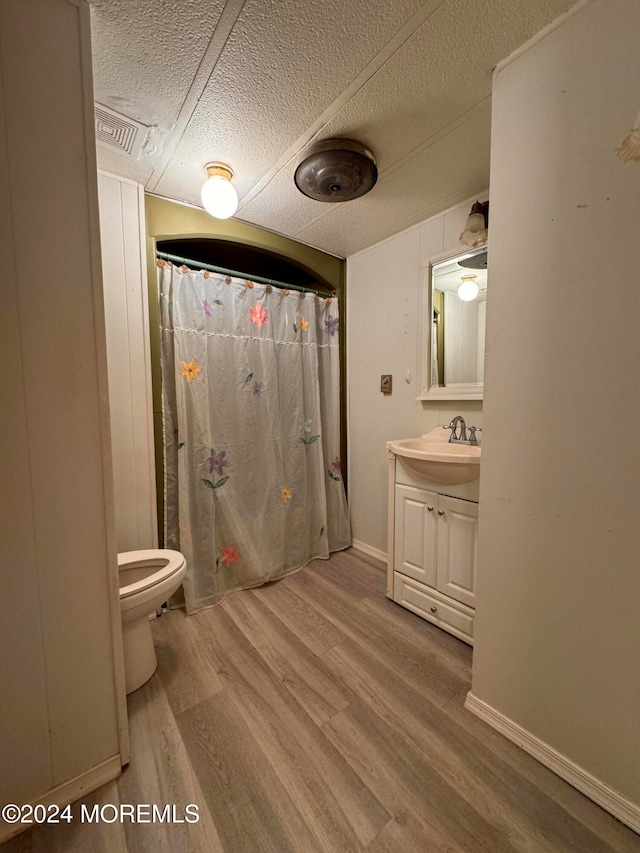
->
[[294, 139, 378, 203], [201, 162, 238, 219], [457, 274, 479, 302]]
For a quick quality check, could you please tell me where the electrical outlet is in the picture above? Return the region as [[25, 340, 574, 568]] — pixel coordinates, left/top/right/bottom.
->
[[381, 374, 392, 394]]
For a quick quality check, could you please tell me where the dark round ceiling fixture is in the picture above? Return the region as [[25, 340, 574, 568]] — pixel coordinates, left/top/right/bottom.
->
[[294, 139, 378, 203], [458, 251, 488, 270]]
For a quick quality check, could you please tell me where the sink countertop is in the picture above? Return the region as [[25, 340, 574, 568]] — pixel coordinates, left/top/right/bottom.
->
[[387, 427, 481, 485]]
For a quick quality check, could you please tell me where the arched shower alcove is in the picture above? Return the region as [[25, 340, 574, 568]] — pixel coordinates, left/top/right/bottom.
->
[[144, 195, 347, 543]]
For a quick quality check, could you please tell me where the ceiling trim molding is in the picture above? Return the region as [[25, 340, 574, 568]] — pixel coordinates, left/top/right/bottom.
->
[[146, 0, 247, 193], [494, 0, 592, 76], [235, 0, 448, 212], [293, 97, 492, 241], [144, 191, 346, 259], [338, 183, 486, 258]]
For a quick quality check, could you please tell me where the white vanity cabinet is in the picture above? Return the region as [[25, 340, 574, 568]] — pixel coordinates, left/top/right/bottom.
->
[[387, 452, 479, 645]]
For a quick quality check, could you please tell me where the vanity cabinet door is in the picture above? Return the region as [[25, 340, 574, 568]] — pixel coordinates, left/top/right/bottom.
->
[[435, 495, 478, 608], [394, 485, 437, 587]]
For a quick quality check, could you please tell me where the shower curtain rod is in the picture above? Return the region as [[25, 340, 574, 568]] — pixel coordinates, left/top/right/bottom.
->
[[156, 251, 330, 296]]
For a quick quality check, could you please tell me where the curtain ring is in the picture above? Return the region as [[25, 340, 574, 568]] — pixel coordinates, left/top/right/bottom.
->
[[326, 296, 333, 304], [283, 289, 290, 296], [247, 280, 254, 289], [156, 258, 165, 268], [266, 284, 272, 293], [203, 270, 210, 279], [180, 264, 189, 272], [226, 276, 232, 284]]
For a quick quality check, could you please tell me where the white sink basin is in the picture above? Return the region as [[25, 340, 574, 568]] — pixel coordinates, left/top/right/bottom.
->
[[388, 429, 481, 485]]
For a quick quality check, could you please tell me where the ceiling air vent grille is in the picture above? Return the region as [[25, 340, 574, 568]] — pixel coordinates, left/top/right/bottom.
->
[[95, 103, 146, 158]]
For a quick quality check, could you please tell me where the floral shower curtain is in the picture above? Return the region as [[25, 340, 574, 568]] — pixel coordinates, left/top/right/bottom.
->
[[158, 260, 351, 613]]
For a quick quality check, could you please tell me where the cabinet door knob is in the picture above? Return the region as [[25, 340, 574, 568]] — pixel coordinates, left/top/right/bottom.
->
[[437, 509, 445, 516], [430, 606, 437, 613], [427, 505, 434, 512]]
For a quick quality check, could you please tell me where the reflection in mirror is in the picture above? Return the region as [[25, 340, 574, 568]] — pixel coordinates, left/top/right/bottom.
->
[[421, 247, 487, 400]]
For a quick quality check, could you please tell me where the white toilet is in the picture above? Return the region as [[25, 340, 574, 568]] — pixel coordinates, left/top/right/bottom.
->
[[118, 549, 187, 694]]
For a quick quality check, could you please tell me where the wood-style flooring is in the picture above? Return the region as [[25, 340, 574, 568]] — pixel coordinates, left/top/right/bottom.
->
[[3, 548, 639, 852]]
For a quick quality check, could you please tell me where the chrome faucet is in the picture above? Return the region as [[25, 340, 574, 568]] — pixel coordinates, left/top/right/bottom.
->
[[447, 415, 467, 443], [443, 416, 482, 446], [468, 425, 481, 445]]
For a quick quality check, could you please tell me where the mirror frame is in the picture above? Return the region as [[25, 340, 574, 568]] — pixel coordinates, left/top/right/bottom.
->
[[419, 244, 487, 401]]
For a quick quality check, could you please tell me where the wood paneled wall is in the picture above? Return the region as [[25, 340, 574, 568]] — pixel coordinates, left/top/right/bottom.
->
[[98, 173, 157, 552], [0, 0, 126, 840]]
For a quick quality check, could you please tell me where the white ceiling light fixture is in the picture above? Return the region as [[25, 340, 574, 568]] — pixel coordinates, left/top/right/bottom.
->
[[201, 162, 238, 219], [458, 274, 479, 302]]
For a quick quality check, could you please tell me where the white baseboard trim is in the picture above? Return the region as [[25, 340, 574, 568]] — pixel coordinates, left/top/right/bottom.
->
[[464, 692, 640, 835], [0, 754, 122, 844], [350, 539, 387, 564]]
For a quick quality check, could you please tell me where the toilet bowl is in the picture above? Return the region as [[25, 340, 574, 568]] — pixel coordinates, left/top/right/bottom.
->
[[118, 549, 187, 694]]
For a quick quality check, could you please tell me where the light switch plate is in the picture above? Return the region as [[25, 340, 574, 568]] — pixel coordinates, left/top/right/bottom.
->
[[381, 374, 392, 394]]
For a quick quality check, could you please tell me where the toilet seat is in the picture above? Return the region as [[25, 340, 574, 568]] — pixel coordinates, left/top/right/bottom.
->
[[118, 549, 186, 600], [117, 549, 187, 694]]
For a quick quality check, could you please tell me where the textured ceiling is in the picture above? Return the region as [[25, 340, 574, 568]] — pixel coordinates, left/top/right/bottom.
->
[[90, 0, 577, 257]]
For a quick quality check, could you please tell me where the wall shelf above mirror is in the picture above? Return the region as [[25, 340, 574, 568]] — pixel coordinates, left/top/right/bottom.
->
[[419, 245, 487, 401]]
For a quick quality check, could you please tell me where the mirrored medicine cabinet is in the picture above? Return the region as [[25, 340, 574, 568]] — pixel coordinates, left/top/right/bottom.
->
[[419, 245, 487, 400]]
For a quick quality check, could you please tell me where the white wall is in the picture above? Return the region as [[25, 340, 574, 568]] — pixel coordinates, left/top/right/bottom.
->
[[471, 0, 640, 829], [0, 0, 125, 839], [347, 195, 486, 557], [476, 301, 486, 384], [443, 292, 481, 385], [98, 172, 158, 552]]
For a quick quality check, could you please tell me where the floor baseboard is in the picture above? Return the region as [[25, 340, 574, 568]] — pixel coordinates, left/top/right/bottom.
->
[[0, 754, 122, 844], [350, 539, 387, 564], [464, 692, 640, 835]]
